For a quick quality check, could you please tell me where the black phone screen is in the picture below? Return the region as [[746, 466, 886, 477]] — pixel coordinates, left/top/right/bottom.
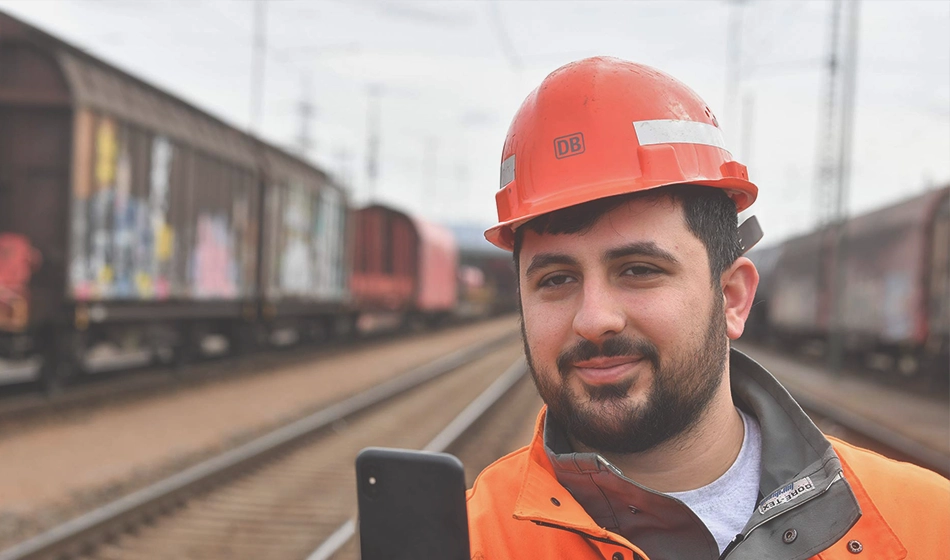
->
[[356, 447, 470, 560]]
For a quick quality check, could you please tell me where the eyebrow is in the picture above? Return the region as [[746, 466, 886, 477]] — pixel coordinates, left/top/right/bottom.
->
[[525, 241, 680, 279], [604, 242, 680, 266]]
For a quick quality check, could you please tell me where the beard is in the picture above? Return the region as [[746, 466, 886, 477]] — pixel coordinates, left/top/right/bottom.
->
[[522, 295, 728, 455]]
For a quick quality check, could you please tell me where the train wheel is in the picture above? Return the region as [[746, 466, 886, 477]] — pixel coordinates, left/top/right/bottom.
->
[[895, 351, 920, 378], [229, 322, 260, 356], [404, 313, 427, 333], [924, 351, 950, 392], [171, 322, 201, 372], [332, 314, 359, 339], [306, 319, 330, 344], [39, 328, 86, 396]]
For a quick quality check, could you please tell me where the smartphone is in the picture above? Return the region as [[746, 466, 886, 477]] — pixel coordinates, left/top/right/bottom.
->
[[355, 447, 470, 560]]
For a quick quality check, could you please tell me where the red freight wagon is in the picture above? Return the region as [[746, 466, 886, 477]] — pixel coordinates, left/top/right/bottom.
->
[[351, 205, 458, 325], [411, 218, 458, 315], [351, 205, 417, 312]]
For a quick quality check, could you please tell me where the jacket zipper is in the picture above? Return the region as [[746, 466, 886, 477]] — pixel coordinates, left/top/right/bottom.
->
[[719, 534, 745, 559], [719, 471, 844, 560]]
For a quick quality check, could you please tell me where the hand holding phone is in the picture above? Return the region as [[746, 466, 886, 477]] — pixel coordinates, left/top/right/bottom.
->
[[356, 447, 470, 560]]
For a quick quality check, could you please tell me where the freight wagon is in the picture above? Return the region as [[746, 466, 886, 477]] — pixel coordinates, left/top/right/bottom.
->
[[747, 186, 949, 382], [0, 11, 504, 392], [449, 224, 518, 318], [351, 204, 458, 330], [0, 11, 352, 387]]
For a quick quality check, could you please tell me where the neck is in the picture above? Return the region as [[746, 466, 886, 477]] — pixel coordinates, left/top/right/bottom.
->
[[569, 371, 745, 493]]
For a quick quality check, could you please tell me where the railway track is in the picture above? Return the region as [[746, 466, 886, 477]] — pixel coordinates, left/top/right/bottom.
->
[[0, 317, 515, 427], [796, 392, 950, 478], [2, 336, 943, 560], [737, 343, 950, 478], [0, 333, 538, 560]]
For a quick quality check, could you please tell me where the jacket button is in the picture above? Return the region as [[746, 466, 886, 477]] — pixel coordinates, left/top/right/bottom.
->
[[783, 529, 798, 544], [612, 553, 624, 560], [847, 540, 863, 554]]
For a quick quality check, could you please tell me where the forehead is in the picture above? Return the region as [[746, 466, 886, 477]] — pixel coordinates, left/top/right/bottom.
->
[[518, 196, 704, 263]]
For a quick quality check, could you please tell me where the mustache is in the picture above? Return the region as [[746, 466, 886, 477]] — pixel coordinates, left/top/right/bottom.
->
[[556, 336, 660, 377]]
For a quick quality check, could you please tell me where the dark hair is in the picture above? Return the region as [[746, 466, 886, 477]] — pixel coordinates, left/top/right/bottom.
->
[[512, 185, 742, 284]]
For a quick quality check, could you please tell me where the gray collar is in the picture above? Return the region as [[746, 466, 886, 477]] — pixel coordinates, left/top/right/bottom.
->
[[543, 348, 861, 560]]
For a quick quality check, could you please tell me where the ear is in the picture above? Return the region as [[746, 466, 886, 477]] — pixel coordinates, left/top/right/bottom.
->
[[720, 257, 759, 340]]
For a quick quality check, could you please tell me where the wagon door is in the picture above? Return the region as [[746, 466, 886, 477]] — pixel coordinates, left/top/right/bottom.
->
[[0, 39, 72, 333]]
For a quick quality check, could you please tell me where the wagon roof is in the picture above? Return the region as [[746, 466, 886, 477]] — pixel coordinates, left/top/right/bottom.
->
[[778, 184, 949, 251], [0, 9, 338, 188], [259, 144, 345, 197], [843, 184, 949, 238], [357, 203, 457, 255]]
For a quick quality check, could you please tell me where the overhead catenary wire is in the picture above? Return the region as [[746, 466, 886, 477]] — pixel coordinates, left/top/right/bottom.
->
[[249, 0, 267, 134], [723, 0, 747, 141], [295, 73, 316, 157]]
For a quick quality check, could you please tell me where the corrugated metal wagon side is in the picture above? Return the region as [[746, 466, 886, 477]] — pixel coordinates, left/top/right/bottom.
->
[[768, 229, 831, 342], [922, 187, 949, 384], [0, 11, 271, 388], [449, 224, 518, 318], [742, 243, 784, 343], [350, 204, 460, 331], [411, 217, 458, 323], [258, 146, 351, 344], [0, 15, 72, 362], [350, 205, 417, 315], [759, 185, 949, 384], [835, 189, 948, 366]]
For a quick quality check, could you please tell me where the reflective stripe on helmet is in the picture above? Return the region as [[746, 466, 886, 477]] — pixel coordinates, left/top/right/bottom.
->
[[500, 155, 516, 189], [633, 119, 729, 151]]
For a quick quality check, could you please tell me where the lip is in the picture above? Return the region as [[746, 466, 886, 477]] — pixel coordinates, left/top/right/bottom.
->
[[571, 356, 644, 386]]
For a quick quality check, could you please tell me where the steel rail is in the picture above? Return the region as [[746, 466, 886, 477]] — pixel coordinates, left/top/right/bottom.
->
[[306, 357, 528, 560], [0, 317, 514, 422], [791, 388, 950, 478], [0, 329, 518, 560]]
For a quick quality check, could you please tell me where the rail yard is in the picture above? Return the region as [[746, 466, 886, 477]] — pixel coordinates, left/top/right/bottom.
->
[[0, 3, 947, 560]]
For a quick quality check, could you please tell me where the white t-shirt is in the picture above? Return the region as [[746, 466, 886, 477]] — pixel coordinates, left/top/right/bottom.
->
[[667, 409, 762, 554]]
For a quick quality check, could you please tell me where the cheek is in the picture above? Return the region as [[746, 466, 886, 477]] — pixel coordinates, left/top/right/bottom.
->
[[622, 287, 708, 346], [521, 296, 573, 361]]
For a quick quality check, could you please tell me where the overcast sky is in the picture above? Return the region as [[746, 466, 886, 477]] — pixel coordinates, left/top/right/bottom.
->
[[2, 0, 947, 246]]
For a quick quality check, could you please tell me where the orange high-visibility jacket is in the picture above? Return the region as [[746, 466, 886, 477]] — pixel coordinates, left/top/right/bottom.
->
[[467, 352, 950, 560]]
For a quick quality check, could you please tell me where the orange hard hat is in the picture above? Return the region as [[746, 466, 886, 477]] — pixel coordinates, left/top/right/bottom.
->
[[485, 56, 758, 251]]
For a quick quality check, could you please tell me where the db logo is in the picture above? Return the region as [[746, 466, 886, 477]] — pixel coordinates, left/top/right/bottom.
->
[[554, 132, 585, 159]]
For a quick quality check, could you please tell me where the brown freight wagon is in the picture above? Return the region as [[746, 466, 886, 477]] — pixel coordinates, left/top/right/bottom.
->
[[742, 242, 783, 343], [768, 186, 949, 381], [448, 223, 518, 318], [351, 204, 457, 331], [0, 11, 350, 389]]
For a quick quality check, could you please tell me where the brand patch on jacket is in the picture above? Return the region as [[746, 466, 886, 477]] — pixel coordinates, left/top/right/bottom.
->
[[758, 476, 815, 514]]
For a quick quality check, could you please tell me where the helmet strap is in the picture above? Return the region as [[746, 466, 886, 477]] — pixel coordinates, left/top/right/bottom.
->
[[738, 216, 763, 254]]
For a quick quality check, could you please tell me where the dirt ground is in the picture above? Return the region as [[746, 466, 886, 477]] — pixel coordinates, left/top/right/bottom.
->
[[0, 317, 519, 546]]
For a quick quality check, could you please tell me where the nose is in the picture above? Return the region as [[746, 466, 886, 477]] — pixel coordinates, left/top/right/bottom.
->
[[572, 278, 626, 343]]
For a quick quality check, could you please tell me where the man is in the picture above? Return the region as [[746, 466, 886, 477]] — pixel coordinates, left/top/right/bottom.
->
[[467, 57, 949, 560]]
